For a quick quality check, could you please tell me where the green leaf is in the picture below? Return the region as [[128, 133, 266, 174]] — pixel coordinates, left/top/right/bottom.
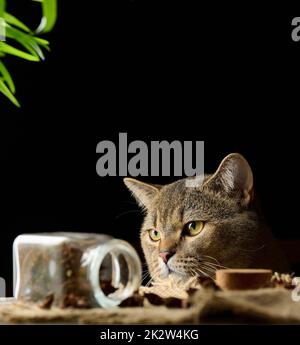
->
[[0, 41, 39, 61], [0, 78, 20, 107], [0, 0, 6, 17], [3, 13, 31, 33], [5, 26, 45, 60], [33, 36, 49, 46], [0, 59, 15, 93], [32, 36, 50, 52], [0, 0, 57, 107], [36, 0, 57, 33]]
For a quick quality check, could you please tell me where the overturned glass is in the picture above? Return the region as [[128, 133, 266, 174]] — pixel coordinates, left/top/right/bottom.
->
[[13, 233, 142, 308]]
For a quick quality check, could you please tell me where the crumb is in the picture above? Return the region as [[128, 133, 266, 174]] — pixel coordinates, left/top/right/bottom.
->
[[38, 293, 54, 309], [271, 272, 295, 289], [119, 291, 144, 307]]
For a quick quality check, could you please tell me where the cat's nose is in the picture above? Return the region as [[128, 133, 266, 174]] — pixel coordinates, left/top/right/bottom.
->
[[159, 251, 173, 264]]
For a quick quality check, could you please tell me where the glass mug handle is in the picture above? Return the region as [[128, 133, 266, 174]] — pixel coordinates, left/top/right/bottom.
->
[[87, 239, 142, 308]]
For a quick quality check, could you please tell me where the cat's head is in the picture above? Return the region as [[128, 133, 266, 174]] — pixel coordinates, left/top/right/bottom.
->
[[124, 153, 261, 283]]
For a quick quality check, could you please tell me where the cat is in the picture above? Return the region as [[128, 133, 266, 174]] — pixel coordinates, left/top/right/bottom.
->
[[124, 153, 289, 286]]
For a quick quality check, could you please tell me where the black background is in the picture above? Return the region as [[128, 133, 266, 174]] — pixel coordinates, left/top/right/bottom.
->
[[1, 0, 300, 299]]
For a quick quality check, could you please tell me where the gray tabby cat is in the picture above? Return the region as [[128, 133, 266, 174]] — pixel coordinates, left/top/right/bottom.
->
[[124, 153, 289, 285]]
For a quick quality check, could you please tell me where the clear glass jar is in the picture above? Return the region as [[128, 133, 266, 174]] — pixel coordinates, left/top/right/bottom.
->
[[13, 232, 142, 308]]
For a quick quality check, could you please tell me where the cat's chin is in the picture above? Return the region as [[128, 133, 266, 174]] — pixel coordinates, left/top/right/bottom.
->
[[168, 271, 188, 280], [158, 260, 190, 281], [160, 272, 191, 287], [164, 268, 189, 281]]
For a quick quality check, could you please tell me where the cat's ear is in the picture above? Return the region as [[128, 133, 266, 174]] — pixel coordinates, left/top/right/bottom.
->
[[123, 178, 161, 209], [204, 153, 254, 206]]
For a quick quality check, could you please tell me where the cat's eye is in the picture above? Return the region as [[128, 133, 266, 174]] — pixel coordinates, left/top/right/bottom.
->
[[149, 229, 161, 242], [184, 221, 205, 236]]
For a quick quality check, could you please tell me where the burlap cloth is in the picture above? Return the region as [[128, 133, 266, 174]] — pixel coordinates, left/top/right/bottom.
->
[[0, 287, 299, 324]]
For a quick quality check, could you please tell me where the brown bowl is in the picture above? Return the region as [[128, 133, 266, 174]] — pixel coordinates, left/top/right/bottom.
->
[[216, 269, 273, 290]]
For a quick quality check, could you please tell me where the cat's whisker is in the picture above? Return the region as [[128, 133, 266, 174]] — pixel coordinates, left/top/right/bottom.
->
[[192, 261, 216, 272], [145, 266, 162, 287], [201, 255, 221, 265], [201, 262, 219, 271], [141, 271, 151, 282], [141, 270, 149, 278], [188, 261, 217, 281], [206, 263, 230, 270], [197, 266, 216, 281], [239, 244, 266, 253], [188, 264, 210, 279], [200, 264, 217, 275], [188, 268, 196, 278], [114, 209, 141, 221], [195, 267, 214, 280], [145, 278, 154, 287], [142, 276, 149, 283], [183, 256, 229, 270], [202, 267, 216, 282], [145, 272, 157, 287], [200, 260, 230, 270], [191, 268, 200, 279]]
